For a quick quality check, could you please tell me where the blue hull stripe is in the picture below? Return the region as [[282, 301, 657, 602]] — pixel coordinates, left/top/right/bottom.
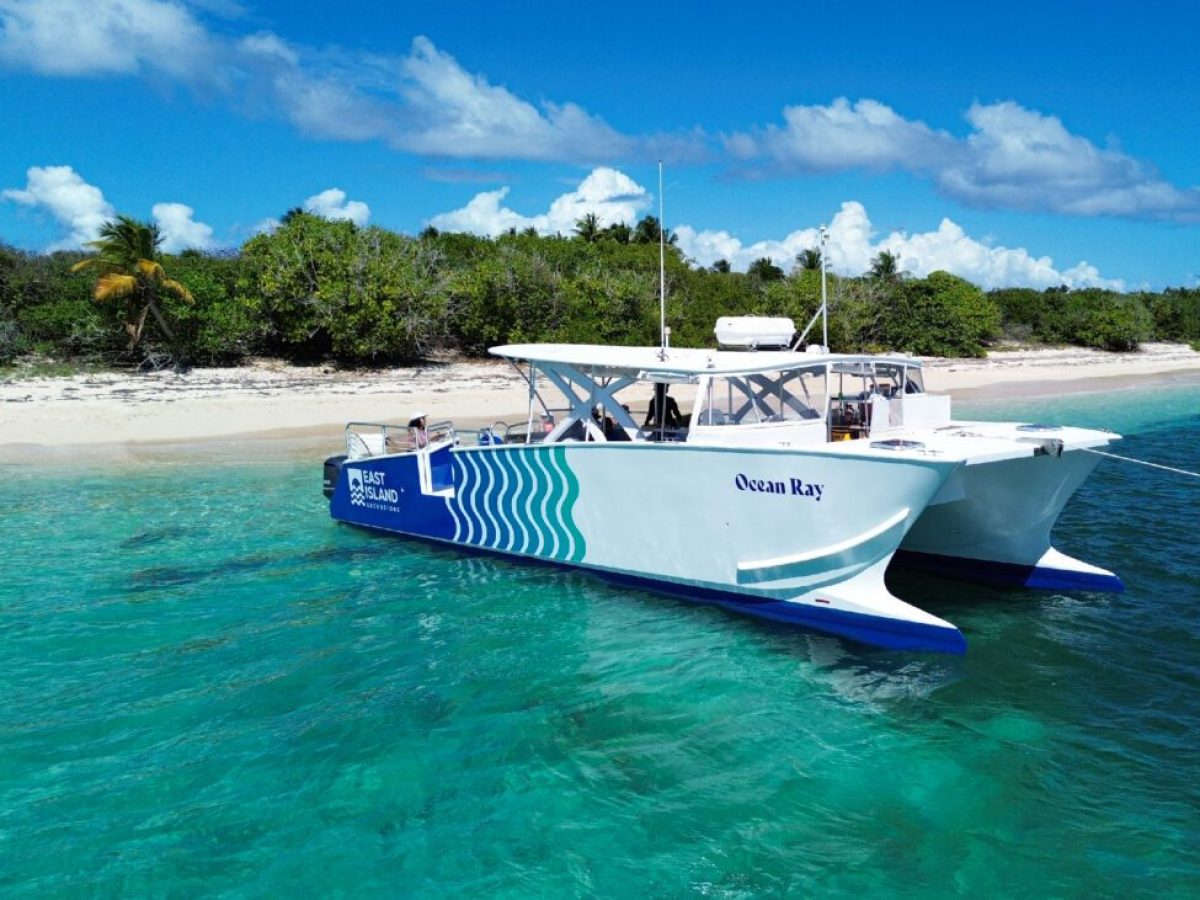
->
[[893, 550, 1125, 593]]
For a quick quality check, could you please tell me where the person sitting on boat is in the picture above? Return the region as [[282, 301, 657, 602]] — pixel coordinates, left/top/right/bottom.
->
[[408, 411, 429, 449], [592, 405, 632, 442], [644, 383, 685, 430]]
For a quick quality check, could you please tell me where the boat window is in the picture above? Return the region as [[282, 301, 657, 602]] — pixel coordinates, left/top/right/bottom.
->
[[873, 364, 905, 397], [697, 370, 825, 425], [831, 362, 924, 399], [872, 363, 924, 395]]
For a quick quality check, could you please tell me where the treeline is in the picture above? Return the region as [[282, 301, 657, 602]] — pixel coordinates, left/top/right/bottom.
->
[[1, 211, 1198, 368]]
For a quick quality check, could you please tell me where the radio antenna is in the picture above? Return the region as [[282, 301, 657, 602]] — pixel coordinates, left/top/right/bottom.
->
[[658, 161, 668, 361], [820, 224, 829, 351]]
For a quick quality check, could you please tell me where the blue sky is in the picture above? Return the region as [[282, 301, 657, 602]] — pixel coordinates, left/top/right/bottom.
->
[[1, 0, 1197, 290]]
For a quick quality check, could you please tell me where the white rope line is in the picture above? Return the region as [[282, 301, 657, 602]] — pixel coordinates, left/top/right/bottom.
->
[[1082, 448, 1200, 479]]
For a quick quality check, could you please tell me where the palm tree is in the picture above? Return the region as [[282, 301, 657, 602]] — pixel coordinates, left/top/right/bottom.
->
[[574, 213, 601, 242], [633, 215, 677, 246], [748, 257, 785, 281], [71, 215, 193, 353], [869, 250, 900, 281], [797, 247, 822, 271], [601, 222, 632, 244], [711, 259, 732, 273]]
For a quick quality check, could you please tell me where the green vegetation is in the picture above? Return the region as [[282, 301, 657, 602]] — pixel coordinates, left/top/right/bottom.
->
[[2, 212, 1198, 370], [70, 216, 195, 358]]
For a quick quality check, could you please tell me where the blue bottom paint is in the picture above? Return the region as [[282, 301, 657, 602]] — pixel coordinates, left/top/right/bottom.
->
[[594, 569, 967, 655], [893, 550, 1125, 593]]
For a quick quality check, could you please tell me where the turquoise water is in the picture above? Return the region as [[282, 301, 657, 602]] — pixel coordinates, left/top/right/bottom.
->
[[2, 382, 1199, 895]]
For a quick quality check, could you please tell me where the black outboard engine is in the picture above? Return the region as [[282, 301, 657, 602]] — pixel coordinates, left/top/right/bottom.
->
[[323, 455, 347, 500]]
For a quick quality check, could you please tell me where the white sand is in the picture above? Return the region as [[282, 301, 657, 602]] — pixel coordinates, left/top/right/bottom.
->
[[921, 341, 1200, 395], [2, 343, 1199, 453]]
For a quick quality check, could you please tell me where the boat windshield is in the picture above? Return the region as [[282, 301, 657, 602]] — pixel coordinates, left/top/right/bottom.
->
[[696, 367, 826, 426], [831, 361, 924, 398]]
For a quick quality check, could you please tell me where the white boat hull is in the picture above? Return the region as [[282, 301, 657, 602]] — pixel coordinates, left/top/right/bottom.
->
[[896, 448, 1123, 591], [329, 442, 969, 652]]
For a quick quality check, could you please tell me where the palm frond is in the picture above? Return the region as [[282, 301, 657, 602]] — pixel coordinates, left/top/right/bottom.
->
[[136, 259, 166, 280], [94, 273, 138, 303], [89, 216, 163, 270], [162, 278, 195, 303]]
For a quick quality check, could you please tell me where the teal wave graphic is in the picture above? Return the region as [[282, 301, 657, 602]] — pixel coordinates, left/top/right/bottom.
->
[[451, 446, 586, 562]]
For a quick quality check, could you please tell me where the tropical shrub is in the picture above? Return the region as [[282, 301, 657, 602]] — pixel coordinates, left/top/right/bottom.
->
[[1071, 290, 1153, 351], [880, 271, 1000, 357], [240, 215, 447, 363]]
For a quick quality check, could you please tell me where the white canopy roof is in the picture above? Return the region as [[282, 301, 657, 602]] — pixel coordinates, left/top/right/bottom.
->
[[490, 343, 922, 378]]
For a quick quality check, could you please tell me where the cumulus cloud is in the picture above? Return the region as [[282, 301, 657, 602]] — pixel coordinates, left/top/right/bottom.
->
[[152, 201, 215, 252], [394, 36, 632, 160], [728, 98, 1200, 223], [1, 164, 114, 250], [303, 188, 370, 226], [0, 0, 217, 79], [674, 201, 1124, 291], [1, 1, 649, 162], [727, 98, 955, 172], [2, 165, 220, 253], [431, 168, 1119, 288], [937, 102, 1200, 220], [428, 167, 651, 236]]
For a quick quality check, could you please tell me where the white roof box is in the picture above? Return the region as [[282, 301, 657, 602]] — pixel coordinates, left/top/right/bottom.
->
[[714, 316, 796, 350]]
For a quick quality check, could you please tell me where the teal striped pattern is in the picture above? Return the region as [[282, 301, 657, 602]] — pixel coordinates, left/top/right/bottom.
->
[[449, 446, 586, 562]]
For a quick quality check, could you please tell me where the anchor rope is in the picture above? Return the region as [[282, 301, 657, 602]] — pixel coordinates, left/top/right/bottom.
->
[[1082, 448, 1200, 480]]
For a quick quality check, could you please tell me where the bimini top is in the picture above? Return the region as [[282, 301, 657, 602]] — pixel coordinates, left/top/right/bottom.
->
[[490, 343, 922, 379]]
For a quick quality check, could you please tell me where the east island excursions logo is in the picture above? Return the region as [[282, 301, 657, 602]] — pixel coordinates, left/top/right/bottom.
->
[[348, 468, 399, 509]]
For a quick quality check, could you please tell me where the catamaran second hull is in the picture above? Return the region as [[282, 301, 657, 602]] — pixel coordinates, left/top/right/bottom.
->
[[328, 441, 968, 653], [896, 444, 1123, 592]]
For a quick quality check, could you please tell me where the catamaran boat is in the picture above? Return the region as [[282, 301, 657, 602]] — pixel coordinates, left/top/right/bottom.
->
[[321, 318, 1121, 654]]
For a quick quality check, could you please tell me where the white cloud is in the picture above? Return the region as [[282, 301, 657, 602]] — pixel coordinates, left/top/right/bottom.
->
[[2, 165, 222, 253], [395, 36, 632, 161], [728, 99, 1200, 223], [937, 102, 1200, 220], [428, 166, 651, 236], [152, 201, 215, 252], [251, 217, 280, 235], [2, 1, 648, 162], [426, 187, 530, 236], [1, 0, 645, 163], [675, 200, 1124, 291], [1, 164, 114, 250], [727, 97, 955, 172], [432, 169, 1121, 289], [304, 188, 370, 226], [232, 32, 642, 160], [0, 0, 216, 79]]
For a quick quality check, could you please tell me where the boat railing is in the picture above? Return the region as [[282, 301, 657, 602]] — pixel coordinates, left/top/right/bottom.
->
[[344, 420, 457, 459], [458, 420, 553, 446]]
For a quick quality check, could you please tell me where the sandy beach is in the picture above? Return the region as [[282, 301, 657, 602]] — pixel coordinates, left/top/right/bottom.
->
[[3, 342, 1199, 455]]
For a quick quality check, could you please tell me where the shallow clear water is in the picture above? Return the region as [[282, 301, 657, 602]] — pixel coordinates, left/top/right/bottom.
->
[[2, 383, 1198, 895]]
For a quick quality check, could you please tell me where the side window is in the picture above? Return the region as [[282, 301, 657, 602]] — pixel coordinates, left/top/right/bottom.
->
[[696, 377, 746, 425], [697, 371, 825, 425]]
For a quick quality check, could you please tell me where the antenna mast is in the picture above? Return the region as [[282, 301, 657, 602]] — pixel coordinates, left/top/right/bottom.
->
[[819, 224, 829, 351], [658, 161, 668, 360]]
